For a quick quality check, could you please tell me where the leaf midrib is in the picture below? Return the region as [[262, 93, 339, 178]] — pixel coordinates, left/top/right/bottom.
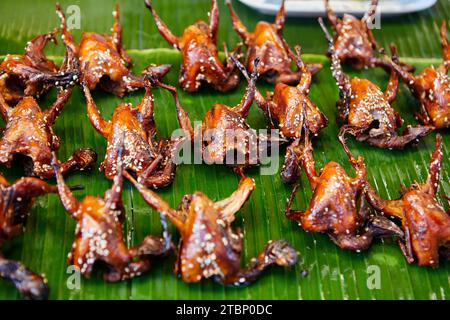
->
[[1, 50, 443, 65]]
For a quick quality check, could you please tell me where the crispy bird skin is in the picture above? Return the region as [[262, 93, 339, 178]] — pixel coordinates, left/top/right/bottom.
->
[[57, 3, 171, 97], [192, 58, 284, 175], [82, 77, 192, 189], [365, 134, 450, 267], [127, 173, 298, 286], [0, 88, 97, 178], [286, 131, 403, 251], [323, 0, 413, 72], [52, 151, 171, 281], [0, 174, 62, 299], [254, 46, 328, 183], [319, 18, 433, 149], [0, 26, 79, 105], [145, 0, 240, 93], [227, 0, 323, 84]]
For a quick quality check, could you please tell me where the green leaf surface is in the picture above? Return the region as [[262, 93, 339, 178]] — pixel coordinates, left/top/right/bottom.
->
[[0, 0, 449, 300]]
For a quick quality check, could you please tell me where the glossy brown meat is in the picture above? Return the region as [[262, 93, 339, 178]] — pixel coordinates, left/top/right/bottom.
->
[[0, 27, 79, 104], [324, 0, 413, 72], [286, 131, 403, 251], [83, 78, 192, 189], [0, 174, 59, 299], [197, 58, 282, 175], [320, 19, 433, 149], [227, 0, 322, 84], [366, 134, 450, 267], [57, 4, 171, 97], [386, 22, 450, 129], [254, 46, 328, 183], [52, 152, 171, 281], [0, 88, 97, 178], [127, 173, 298, 286], [146, 0, 240, 92]]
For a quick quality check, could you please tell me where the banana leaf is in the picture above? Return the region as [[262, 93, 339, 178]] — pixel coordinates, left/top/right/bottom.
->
[[0, 0, 449, 300]]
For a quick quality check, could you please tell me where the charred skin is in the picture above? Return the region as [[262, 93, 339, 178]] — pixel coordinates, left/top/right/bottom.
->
[[0, 27, 79, 104], [365, 134, 450, 267], [386, 21, 450, 129], [227, 0, 322, 84], [0, 89, 97, 179], [0, 174, 59, 300], [57, 3, 171, 97], [126, 172, 298, 286], [146, 0, 240, 92], [319, 18, 433, 149], [82, 78, 192, 189], [52, 152, 171, 281], [286, 131, 403, 251], [254, 46, 328, 184]]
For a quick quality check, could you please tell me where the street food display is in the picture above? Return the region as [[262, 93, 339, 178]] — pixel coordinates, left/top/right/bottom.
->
[[0, 0, 447, 300]]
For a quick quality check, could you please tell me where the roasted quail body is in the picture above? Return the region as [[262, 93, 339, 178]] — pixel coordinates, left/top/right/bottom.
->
[[320, 19, 432, 149], [145, 0, 240, 93], [286, 131, 403, 251], [83, 77, 192, 189], [127, 173, 298, 286], [196, 58, 282, 175], [254, 46, 327, 183], [52, 152, 171, 281], [57, 4, 171, 97], [365, 134, 450, 267], [227, 0, 322, 84], [386, 22, 450, 129]]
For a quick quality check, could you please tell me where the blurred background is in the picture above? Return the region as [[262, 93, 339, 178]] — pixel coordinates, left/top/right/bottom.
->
[[0, 0, 449, 301]]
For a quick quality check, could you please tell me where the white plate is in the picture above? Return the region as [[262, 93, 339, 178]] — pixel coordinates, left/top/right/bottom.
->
[[237, 0, 438, 17]]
